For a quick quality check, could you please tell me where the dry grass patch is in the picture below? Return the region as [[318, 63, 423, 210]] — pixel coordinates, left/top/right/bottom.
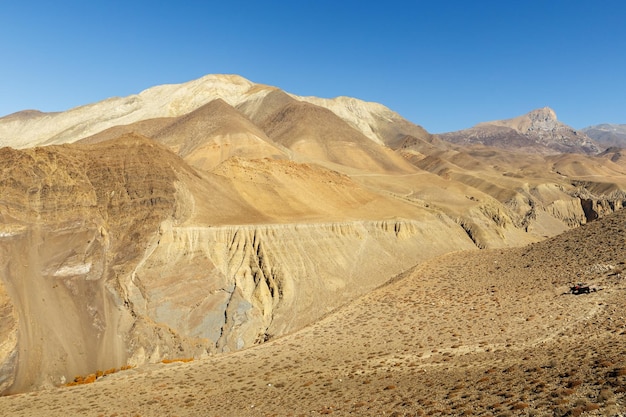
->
[[161, 357, 194, 364]]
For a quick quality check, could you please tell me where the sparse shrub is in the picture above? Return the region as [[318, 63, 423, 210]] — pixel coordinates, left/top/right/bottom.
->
[[566, 379, 582, 388], [83, 374, 96, 384], [559, 388, 575, 396], [614, 367, 626, 376], [64, 363, 134, 387], [511, 402, 529, 410], [597, 388, 613, 402], [103, 368, 117, 376]]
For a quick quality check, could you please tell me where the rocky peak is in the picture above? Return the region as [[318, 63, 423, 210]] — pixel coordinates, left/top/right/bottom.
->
[[528, 106, 557, 121], [519, 107, 562, 137], [484, 107, 560, 134], [442, 107, 601, 155]]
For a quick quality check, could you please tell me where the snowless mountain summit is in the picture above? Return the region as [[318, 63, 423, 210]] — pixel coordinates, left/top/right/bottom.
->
[[0, 74, 424, 149]]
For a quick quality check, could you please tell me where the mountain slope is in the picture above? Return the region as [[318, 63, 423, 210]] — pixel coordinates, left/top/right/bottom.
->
[[0, 132, 476, 394], [257, 98, 417, 174]]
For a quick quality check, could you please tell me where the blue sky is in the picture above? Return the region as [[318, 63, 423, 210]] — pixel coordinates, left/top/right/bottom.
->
[[0, 1, 624, 133]]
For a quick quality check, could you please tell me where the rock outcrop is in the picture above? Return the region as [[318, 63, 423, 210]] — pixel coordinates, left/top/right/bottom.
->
[[126, 217, 475, 358]]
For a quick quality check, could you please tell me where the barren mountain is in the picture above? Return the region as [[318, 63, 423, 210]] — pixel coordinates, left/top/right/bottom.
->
[[439, 107, 601, 155], [582, 123, 626, 148], [1, 74, 626, 410], [0, 74, 427, 150], [255, 98, 416, 174]]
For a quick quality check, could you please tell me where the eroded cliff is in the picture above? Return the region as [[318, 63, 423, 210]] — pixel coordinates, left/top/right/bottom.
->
[[0, 136, 477, 394], [124, 217, 475, 359]]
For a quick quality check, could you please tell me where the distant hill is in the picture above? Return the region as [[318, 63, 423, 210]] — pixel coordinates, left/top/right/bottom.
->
[[439, 107, 601, 155], [581, 123, 626, 149]]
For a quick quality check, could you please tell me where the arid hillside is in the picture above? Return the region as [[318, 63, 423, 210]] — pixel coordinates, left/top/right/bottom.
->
[[1, 74, 626, 402], [1, 193, 625, 416]]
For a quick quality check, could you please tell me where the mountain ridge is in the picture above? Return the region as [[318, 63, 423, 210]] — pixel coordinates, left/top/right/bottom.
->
[[0, 74, 426, 150]]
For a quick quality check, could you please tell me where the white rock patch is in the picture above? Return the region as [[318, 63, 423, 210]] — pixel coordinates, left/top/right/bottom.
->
[[53, 263, 92, 277]]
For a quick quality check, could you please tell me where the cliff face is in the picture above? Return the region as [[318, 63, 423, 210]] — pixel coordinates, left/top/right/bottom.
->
[[0, 279, 17, 394], [0, 215, 476, 393], [0, 135, 184, 393], [125, 218, 475, 358]]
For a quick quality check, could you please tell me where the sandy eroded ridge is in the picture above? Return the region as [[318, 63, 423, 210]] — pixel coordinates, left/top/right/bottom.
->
[[1, 209, 625, 416]]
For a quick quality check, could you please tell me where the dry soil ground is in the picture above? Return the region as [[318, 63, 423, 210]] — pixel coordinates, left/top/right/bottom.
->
[[2, 210, 626, 416]]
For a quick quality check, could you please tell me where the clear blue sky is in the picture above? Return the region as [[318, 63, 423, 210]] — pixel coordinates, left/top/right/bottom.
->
[[1, 1, 624, 133]]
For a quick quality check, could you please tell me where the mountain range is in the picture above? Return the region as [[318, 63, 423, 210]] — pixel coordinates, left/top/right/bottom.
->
[[0, 74, 626, 411], [582, 123, 626, 148], [438, 107, 601, 155]]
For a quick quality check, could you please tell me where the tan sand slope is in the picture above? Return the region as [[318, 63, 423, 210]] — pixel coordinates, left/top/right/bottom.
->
[[81, 99, 287, 172], [259, 100, 416, 174]]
